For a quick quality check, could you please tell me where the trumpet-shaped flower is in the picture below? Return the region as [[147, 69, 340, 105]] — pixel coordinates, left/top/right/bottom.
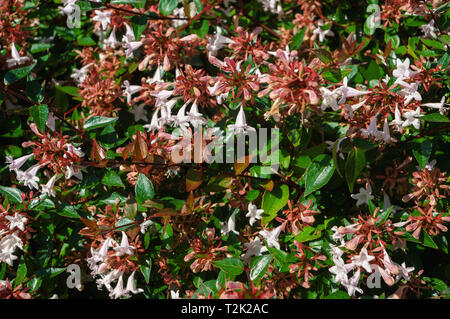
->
[[7, 43, 30, 68], [260, 224, 283, 250], [227, 105, 256, 135]]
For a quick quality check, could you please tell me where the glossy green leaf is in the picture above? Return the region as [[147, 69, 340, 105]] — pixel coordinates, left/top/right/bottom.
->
[[135, 173, 155, 204], [304, 154, 335, 196], [261, 184, 289, 225]]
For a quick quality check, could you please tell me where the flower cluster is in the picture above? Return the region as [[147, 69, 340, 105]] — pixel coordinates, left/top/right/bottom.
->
[[0, 0, 449, 300]]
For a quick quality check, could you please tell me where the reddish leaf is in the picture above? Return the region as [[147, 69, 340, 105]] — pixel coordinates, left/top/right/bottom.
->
[[186, 168, 203, 192]]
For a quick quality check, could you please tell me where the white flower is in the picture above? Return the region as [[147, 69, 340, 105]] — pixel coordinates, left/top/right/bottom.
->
[[341, 269, 363, 297], [390, 106, 404, 129], [206, 27, 234, 56], [320, 87, 341, 111], [7, 43, 30, 68], [129, 103, 148, 122], [6, 153, 34, 172], [402, 107, 423, 130], [351, 247, 375, 273], [350, 184, 374, 206], [122, 80, 143, 105], [113, 231, 135, 256], [187, 100, 207, 129], [220, 210, 239, 236], [126, 271, 144, 294], [329, 244, 344, 259], [360, 116, 379, 139], [208, 81, 228, 105], [422, 96, 448, 115], [5, 213, 28, 232], [124, 41, 143, 58], [98, 237, 113, 259], [398, 81, 421, 106], [122, 23, 135, 43], [96, 269, 121, 291], [144, 109, 161, 132], [65, 165, 83, 180], [71, 63, 93, 85], [257, 0, 283, 15], [312, 20, 335, 42], [242, 237, 268, 263], [268, 45, 296, 62], [393, 58, 417, 80], [246, 203, 264, 226], [65, 143, 85, 158], [41, 174, 58, 197], [227, 105, 256, 135], [109, 273, 130, 299], [379, 117, 395, 143], [329, 256, 354, 284], [147, 65, 164, 84], [0, 232, 23, 266], [104, 27, 120, 49], [420, 20, 438, 39], [345, 99, 367, 119], [16, 163, 42, 189], [92, 10, 112, 30], [396, 262, 414, 281], [337, 77, 370, 104], [140, 217, 153, 234], [170, 290, 181, 299], [259, 224, 283, 250], [331, 226, 346, 245]]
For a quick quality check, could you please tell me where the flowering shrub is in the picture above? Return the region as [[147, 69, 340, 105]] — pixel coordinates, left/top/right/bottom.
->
[[0, 0, 449, 300]]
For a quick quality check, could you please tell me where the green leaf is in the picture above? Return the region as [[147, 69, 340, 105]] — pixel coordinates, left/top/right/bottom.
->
[[290, 28, 307, 50], [102, 170, 125, 188], [304, 154, 335, 196], [0, 186, 23, 204], [322, 68, 343, 83], [30, 104, 49, 132], [77, 37, 96, 46], [325, 291, 350, 299], [115, 217, 135, 232], [140, 258, 152, 284], [56, 85, 79, 97], [422, 231, 438, 249], [83, 116, 118, 131], [30, 43, 53, 54], [135, 173, 155, 204], [293, 226, 323, 243], [58, 205, 80, 218], [131, 15, 148, 40], [421, 113, 450, 123], [197, 20, 209, 38], [261, 184, 289, 225], [27, 277, 42, 291], [411, 138, 433, 169], [159, 0, 178, 16], [16, 260, 27, 285], [26, 75, 44, 103], [250, 255, 272, 281], [214, 258, 244, 276], [345, 148, 366, 192], [4, 62, 37, 85]]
